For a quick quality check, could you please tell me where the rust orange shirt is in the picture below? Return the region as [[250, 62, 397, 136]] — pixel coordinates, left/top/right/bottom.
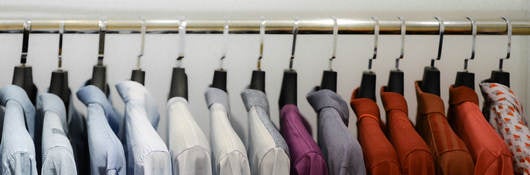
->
[[351, 88, 401, 175], [414, 81, 474, 175], [448, 85, 514, 175], [380, 87, 436, 175]]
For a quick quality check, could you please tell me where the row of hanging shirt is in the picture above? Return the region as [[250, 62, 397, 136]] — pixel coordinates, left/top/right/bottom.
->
[[2, 65, 528, 175], [3, 18, 529, 175]]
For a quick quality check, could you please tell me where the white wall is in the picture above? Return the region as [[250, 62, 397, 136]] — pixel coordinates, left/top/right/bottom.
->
[[0, 0, 528, 141]]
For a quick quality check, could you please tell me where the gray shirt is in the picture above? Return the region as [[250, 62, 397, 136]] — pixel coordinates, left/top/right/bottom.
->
[[241, 89, 290, 175], [306, 89, 366, 175]]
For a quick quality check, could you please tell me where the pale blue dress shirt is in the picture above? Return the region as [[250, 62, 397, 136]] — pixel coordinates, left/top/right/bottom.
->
[[115, 81, 171, 175], [37, 93, 77, 175], [78, 85, 126, 175], [0, 85, 38, 175]]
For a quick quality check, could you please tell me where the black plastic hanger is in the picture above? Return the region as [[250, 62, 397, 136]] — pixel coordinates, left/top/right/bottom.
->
[[455, 17, 477, 90], [211, 23, 229, 92], [486, 17, 511, 87], [131, 20, 147, 85], [279, 20, 299, 108], [386, 17, 406, 95], [249, 20, 267, 92], [12, 20, 37, 104], [169, 20, 189, 100], [320, 18, 338, 92], [356, 17, 379, 101], [48, 22, 71, 107], [89, 20, 108, 93], [420, 17, 444, 96]]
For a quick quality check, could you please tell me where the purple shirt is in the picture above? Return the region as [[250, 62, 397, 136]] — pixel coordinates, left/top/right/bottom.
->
[[280, 104, 328, 175]]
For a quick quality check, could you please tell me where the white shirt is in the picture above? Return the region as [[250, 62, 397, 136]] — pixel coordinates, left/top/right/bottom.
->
[[115, 81, 171, 175], [168, 97, 212, 175], [205, 88, 250, 175], [241, 89, 290, 175]]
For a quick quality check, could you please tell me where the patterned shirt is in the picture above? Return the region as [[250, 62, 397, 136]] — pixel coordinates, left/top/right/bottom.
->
[[480, 82, 530, 175]]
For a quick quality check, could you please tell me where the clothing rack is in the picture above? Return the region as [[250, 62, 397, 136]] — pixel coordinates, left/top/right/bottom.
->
[[0, 18, 529, 35]]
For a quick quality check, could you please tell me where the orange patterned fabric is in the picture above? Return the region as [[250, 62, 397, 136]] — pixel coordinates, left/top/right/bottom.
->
[[350, 88, 401, 175], [380, 87, 436, 175], [414, 81, 474, 175], [481, 82, 530, 175], [448, 85, 514, 175]]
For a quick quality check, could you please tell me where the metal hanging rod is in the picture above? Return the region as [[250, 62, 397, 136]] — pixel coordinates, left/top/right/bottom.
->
[[0, 18, 529, 35]]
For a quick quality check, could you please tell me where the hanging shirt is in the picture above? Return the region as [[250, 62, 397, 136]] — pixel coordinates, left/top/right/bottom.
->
[[448, 85, 514, 174], [380, 88, 436, 175], [35, 88, 89, 174], [115, 81, 171, 175], [480, 82, 530, 175], [414, 81, 474, 175], [306, 89, 366, 175], [0, 85, 38, 175], [205, 88, 250, 175], [241, 89, 290, 175], [350, 88, 401, 175], [37, 93, 77, 175], [280, 104, 327, 175], [77, 85, 126, 175]]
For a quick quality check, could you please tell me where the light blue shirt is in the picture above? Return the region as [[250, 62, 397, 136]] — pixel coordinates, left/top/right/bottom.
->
[[0, 85, 38, 175], [37, 93, 77, 175], [78, 85, 126, 175], [115, 81, 171, 175]]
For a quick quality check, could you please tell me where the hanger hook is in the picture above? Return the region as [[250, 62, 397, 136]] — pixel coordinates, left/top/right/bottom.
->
[[176, 19, 187, 67], [136, 19, 146, 70], [499, 16, 512, 71], [431, 16, 444, 67], [329, 17, 338, 71], [368, 17, 379, 70], [21, 19, 31, 65], [97, 20, 106, 66], [257, 19, 266, 70], [395, 17, 405, 70], [464, 17, 476, 71], [289, 19, 299, 70], [220, 21, 229, 70], [57, 21, 64, 69]]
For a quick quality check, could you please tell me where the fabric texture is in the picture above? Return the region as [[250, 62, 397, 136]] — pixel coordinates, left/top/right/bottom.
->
[[78, 85, 126, 175], [480, 82, 530, 175], [0, 85, 38, 175], [306, 89, 366, 175], [414, 81, 474, 175], [37, 93, 77, 175], [115, 81, 171, 175], [380, 87, 436, 175], [448, 85, 514, 175], [205, 87, 250, 175], [280, 104, 328, 175], [241, 89, 290, 175], [350, 88, 401, 175]]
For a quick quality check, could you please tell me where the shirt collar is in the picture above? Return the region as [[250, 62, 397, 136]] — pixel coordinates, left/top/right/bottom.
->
[[306, 88, 349, 125], [415, 81, 445, 115], [205, 87, 230, 110], [77, 85, 117, 118], [115, 81, 159, 126], [350, 88, 380, 121], [37, 93, 67, 127], [480, 82, 518, 104], [449, 85, 479, 106], [380, 87, 408, 114], [241, 89, 269, 113], [0, 85, 36, 120]]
